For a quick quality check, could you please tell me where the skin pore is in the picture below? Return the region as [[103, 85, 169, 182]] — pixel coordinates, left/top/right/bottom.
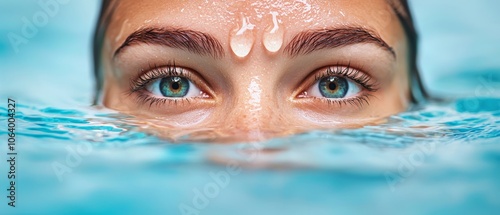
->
[[97, 0, 411, 141]]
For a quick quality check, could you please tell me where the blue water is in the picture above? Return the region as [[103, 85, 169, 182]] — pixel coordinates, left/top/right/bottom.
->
[[1, 1, 500, 215]]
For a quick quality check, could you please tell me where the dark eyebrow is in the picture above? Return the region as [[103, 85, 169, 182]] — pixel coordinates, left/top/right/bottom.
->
[[114, 27, 224, 58], [284, 27, 396, 58]]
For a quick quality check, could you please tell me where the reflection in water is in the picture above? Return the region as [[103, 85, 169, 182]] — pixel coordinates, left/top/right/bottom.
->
[[0, 97, 499, 214]]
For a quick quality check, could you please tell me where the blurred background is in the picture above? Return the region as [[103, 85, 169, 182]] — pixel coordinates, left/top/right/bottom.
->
[[1, 0, 499, 105], [0, 1, 499, 215]]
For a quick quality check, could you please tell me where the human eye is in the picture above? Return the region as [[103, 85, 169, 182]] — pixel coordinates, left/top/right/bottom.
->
[[297, 65, 379, 107], [129, 63, 211, 107]]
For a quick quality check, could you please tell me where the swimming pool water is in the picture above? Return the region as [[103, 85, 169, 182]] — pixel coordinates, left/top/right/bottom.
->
[[1, 1, 499, 215], [0, 97, 499, 214]]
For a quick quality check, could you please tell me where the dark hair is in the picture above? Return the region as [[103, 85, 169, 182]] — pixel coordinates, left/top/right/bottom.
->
[[93, 0, 117, 103], [93, 0, 427, 104], [391, 0, 428, 104]]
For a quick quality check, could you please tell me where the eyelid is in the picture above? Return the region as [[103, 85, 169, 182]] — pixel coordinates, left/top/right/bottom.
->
[[291, 64, 380, 110], [294, 64, 379, 98], [318, 65, 378, 91], [129, 63, 214, 98]]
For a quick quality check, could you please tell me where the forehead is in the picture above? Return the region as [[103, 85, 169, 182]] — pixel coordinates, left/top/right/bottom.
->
[[106, 0, 404, 51]]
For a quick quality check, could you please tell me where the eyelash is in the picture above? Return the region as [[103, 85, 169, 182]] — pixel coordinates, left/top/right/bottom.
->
[[128, 62, 378, 109], [314, 64, 377, 91], [128, 62, 199, 108], [130, 63, 191, 92], [306, 64, 379, 108]]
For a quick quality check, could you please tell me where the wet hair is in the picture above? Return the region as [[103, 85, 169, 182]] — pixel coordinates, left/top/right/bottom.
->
[[93, 0, 427, 104], [388, 0, 428, 104], [93, 0, 116, 103]]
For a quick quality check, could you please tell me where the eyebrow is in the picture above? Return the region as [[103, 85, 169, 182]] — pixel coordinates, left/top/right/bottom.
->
[[283, 27, 396, 58], [114, 27, 225, 58]]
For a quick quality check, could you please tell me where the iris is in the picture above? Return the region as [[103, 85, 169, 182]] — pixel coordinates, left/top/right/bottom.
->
[[159, 76, 190, 97], [318, 76, 348, 98]]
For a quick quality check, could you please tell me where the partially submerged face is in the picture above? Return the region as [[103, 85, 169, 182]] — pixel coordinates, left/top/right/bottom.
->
[[96, 0, 412, 141]]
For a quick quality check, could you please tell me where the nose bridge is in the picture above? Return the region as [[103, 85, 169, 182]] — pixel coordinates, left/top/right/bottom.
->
[[223, 76, 281, 133], [246, 77, 264, 113]]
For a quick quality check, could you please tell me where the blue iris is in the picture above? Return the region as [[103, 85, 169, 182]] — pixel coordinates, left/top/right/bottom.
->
[[160, 76, 190, 97], [319, 76, 348, 98]]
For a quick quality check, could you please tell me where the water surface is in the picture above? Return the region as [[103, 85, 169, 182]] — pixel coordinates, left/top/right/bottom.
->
[[0, 1, 499, 215]]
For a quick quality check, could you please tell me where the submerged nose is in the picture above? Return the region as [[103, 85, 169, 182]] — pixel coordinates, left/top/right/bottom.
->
[[221, 108, 287, 141], [219, 79, 288, 140]]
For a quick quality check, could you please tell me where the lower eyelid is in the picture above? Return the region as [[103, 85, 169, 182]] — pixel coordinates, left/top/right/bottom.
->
[[130, 80, 212, 109], [130, 64, 216, 96], [296, 65, 379, 98], [299, 93, 373, 109], [133, 92, 194, 108], [130, 64, 376, 109]]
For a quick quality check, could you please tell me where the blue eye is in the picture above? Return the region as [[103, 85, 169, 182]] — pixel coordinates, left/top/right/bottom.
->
[[307, 76, 361, 99], [147, 76, 202, 98], [160, 76, 189, 97], [319, 76, 348, 98]]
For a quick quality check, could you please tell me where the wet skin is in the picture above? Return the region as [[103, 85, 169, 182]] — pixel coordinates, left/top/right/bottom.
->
[[98, 0, 410, 141]]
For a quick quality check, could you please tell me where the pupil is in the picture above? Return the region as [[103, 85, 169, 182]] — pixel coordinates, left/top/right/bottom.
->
[[328, 82, 337, 91], [171, 82, 180, 90]]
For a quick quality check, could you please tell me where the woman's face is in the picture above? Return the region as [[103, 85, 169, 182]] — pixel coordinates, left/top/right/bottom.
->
[[99, 0, 410, 141]]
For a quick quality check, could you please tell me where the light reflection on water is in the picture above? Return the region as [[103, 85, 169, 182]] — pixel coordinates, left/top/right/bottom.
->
[[1, 0, 500, 213], [0, 97, 499, 214]]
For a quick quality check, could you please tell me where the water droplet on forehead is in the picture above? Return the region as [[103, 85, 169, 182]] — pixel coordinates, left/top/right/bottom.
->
[[263, 11, 284, 53], [230, 16, 255, 58]]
